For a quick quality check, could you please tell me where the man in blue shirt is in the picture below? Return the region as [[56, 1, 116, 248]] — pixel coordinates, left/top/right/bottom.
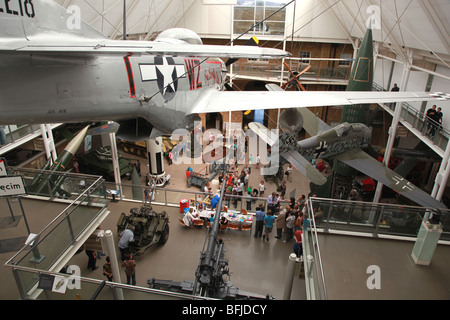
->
[[210, 193, 220, 209], [254, 205, 265, 238], [263, 211, 276, 241]]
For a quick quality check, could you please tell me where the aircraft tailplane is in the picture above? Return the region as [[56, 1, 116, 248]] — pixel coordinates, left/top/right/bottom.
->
[[0, 0, 106, 40]]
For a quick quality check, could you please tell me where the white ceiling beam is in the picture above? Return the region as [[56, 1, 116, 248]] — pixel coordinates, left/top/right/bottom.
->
[[418, 0, 450, 55], [110, 0, 141, 39], [335, 0, 366, 37], [325, 0, 358, 47], [144, 0, 177, 41], [366, 0, 408, 62], [87, 0, 122, 25], [172, 0, 197, 30]]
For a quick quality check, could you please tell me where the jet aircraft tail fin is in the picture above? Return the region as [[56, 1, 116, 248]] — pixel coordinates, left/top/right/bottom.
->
[[0, 0, 106, 40]]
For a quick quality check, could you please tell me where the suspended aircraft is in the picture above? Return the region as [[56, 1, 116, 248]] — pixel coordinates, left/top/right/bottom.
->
[[249, 87, 446, 210], [1, 0, 448, 142], [248, 26, 446, 210]]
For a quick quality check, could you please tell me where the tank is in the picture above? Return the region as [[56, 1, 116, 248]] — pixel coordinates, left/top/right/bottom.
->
[[77, 146, 134, 181], [116, 204, 170, 256]]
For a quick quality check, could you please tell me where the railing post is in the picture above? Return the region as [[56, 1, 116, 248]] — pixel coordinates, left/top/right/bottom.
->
[[374, 206, 384, 237]]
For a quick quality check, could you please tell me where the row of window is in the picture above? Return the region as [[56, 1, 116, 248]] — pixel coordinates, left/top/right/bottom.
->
[[233, 1, 352, 65]]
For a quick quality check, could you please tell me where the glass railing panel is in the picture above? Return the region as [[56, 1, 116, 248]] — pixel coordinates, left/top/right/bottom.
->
[[11, 268, 39, 299], [8, 168, 107, 271], [309, 197, 450, 239], [14, 217, 73, 270], [377, 206, 424, 237], [320, 200, 378, 234]]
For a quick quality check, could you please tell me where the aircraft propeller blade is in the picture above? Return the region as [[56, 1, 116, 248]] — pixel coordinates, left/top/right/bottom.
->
[[281, 63, 310, 91]]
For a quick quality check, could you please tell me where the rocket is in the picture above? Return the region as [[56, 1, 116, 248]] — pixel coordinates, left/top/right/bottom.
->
[[28, 125, 89, 196]]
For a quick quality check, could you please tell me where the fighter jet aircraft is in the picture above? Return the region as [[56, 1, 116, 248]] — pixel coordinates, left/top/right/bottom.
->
[[0, 0, 448, 142]]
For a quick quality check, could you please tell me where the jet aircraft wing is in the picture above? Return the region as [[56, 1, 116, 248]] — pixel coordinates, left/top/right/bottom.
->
[[1, 38, 288, 60], [334, 148, 446, 209], [189, 89, 450, 115]]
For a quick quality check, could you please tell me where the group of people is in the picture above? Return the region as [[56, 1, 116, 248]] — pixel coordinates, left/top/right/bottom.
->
[[392, 84, 444, 140], [222, 167, 261, 209], [254, 194, 308, 258], [82, 226, 137, 286], [105, 225, 137, 285], [424, 104, 443, 138]]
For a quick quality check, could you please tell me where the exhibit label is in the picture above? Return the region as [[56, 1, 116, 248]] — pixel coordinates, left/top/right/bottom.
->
[[0, 175, 27, 197]]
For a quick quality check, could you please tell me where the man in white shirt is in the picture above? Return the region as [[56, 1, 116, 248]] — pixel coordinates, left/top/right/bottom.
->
[[267, 192, 278, 214], [118, 226, 135, 260], [183, 208, 199, 227]]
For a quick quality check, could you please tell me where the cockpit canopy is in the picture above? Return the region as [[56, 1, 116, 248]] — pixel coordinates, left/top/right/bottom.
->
[[155, 28, 203, 45]]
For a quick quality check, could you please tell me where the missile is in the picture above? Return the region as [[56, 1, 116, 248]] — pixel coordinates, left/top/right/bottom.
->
[[28, 125, 89, 196]]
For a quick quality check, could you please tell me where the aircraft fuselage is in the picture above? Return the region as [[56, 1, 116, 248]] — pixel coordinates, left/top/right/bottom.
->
[[294, 122, 371, 161], [0, 52, 226, 134]]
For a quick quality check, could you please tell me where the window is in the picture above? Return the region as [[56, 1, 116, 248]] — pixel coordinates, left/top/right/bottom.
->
[[339, 53, 352, 66], [299, 51, 311, 64], [233, 0, 287, 36]]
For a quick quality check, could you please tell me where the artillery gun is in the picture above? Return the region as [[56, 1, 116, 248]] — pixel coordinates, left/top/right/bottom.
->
[[116, 204, 169, 256], [148, 166, 272, 299]]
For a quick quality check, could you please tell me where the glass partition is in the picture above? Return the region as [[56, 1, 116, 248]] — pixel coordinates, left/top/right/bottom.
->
[[308, 197, 449, 240], [6, 169, 108, 297]]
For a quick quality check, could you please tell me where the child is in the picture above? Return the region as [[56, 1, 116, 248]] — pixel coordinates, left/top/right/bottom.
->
[[259, 180, 265, 197]]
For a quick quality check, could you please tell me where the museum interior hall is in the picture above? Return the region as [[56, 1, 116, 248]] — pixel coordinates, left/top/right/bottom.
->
[[0, 0, 449, 302]]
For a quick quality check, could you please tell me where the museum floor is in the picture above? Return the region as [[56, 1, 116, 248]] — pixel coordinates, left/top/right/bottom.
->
[[0, 151, 449, 300]]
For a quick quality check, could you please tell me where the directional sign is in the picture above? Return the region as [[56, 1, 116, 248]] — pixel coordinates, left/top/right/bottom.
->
[[0, 175, 27, 197]]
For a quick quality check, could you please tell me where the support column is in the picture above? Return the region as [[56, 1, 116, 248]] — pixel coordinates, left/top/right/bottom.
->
[[103, 230, 124, 300], [282, 253, 297, 300], [109, 131, 123, 199], [431, 138, 450, 202], [373, 49, 413, 204], [40, 124, 58, 162], [411, 221, 442, 266], [147, 137, 167, 187]]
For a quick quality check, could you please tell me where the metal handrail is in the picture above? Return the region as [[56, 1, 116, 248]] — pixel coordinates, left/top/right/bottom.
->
[[304, 198, 328, 300], [5, 174, 106, 266], [5, 264, 215, 300]]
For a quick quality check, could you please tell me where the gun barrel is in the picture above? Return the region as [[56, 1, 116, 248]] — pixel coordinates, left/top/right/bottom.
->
[[195, 164, 229, 295]]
